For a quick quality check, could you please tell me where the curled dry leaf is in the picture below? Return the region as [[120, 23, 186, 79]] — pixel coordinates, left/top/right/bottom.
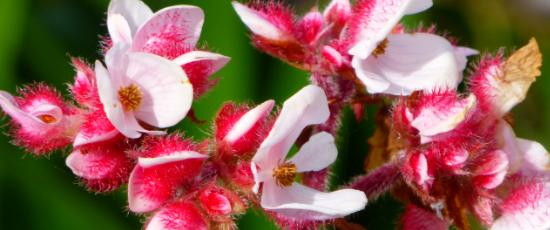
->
[[497, 38, 542, 114]]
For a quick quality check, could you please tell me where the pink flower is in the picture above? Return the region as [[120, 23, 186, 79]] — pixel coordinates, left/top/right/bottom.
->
[[251, 85, 367, 220], [94, 44, 192, 138], [107, 0, 229, 97], [0, 84, 81, 155]]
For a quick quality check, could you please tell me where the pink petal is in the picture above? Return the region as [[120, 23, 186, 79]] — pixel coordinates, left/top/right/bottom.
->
[[125, 52, 192, 128], [261, 181, 367, 220], [224, 100, 274, 144], [252, 85, 330, 172], [352, 33, 459, 95], [401, 204, 449, 230], [108, 0, 153, 35], [232, 1, 292, 41], [73, 130, 119, 147], [289, 132, 337, 173], [132, 6, 204, 52], [145, 201, 207, 230], [517, 138, 549, 172], [492, 180, 550, 230], [348, 0, 433, 59], [411, 95, 476, 143], [0, 91, 53, 131], [474, 150, 509, 176], [173, 50, 230, 72]]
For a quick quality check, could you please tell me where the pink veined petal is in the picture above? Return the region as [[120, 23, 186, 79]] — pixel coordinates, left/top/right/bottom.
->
[[352, 33, 460, 95], [173, 50, 230, 72], [132, 5, 204, 51], [491, 181, 550, 230], [108, 0, 153, 35], [289, 132, 337, 173], [348, 0, 433, 59], [252, 85, 330, 172], [138, 151, 207, 168], [126, 52, 193, 128], [95, 60, 141, 138], [73, 130, 119, 147], [0, 91, 53, 130], [260, 181, 367, 220], [224, 100, 275, 144], [411, 95, 476, 144], [232, 1, 292, 41], [107, 14, 133, 45]]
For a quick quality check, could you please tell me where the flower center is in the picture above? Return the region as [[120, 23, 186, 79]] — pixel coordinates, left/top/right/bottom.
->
[[272, 162, 297, 187], [118, 84, 142, 112], [38, 114, 57, 124], [372, 39, 389, 58]]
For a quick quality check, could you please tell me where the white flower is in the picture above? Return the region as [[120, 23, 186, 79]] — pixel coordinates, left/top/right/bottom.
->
[[95, 44, 192, 138], [251, 85, 367, 220]]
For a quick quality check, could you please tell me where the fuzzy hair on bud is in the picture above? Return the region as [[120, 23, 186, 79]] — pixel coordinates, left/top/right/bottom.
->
[[145, 200, 208, 230]]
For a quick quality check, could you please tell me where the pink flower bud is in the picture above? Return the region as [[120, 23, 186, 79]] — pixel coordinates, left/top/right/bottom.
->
[[145, 201, 208, 230], [199, 188, 232, 216], [295, 11, 324, 45], [70, 58, 99, 108], [66, 143, 133, 192], [321, 45, 343, 68], [323, 0, 351, 28], [128, 134, 207, 213], [401, 204, 449, 230], [215, 101, 274, 156], [0, 84, 81, 155]]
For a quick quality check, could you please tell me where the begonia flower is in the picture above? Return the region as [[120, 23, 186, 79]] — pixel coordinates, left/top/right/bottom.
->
[[251, 85, 367, 220], [94, 44, 192, 138], [107, 0, 230, 97]]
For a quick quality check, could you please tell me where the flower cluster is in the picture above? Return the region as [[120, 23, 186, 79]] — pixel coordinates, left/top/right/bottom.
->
[[0, 0, 548, 229]]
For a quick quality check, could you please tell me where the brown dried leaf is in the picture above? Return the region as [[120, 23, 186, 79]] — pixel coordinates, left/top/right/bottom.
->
[[497, 38, 543, 114]]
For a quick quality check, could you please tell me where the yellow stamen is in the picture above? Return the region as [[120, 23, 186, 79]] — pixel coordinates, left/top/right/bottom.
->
[[272, 162, 297, 187], [372, 39, 389, 58], [118, 84, 142, 112]]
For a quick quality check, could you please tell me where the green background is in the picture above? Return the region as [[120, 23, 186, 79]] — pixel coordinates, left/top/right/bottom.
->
[[0, 0, 549, 229]]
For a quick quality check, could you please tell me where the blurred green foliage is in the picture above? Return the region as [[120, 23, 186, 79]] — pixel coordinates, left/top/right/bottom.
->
[[0, 0, 549, 229]]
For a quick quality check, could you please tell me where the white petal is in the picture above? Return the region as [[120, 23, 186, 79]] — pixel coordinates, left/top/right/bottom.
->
[[132, 5, 204, 51], [289, 132, 337, 173], [260, 181, 367, 220], [348, 0, 432, 59], [497, 121, 525, 173], [0, 91, 52, 130], [252, 85, 330, 171], [224, 100, 275, 144], [517, 138, 550, 172], [126, 52, 193, 128], [353, 33, 460, 95], [173, 50, 230, 70], [404, 0, 433, 14], [232, 1, 291, 41], [107, 14, 133, 45], [73, 130, 119, 147], [95, 60, 141, 138], [138, 151, 207, 168], [108, 0, 153, 35], [454, 46, 479, 71]]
